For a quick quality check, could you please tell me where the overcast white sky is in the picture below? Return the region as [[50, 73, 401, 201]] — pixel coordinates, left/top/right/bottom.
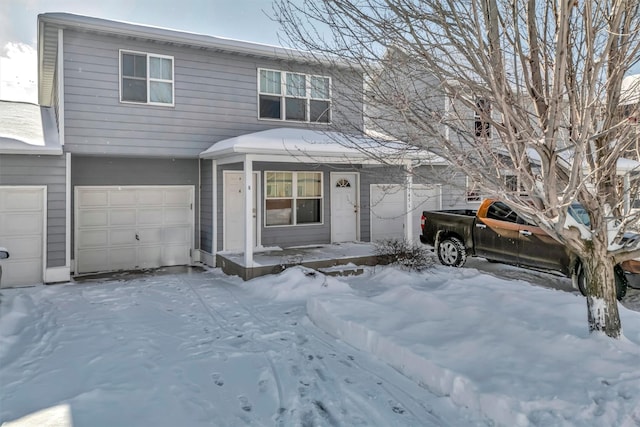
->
[[0, 0, 286, 103]]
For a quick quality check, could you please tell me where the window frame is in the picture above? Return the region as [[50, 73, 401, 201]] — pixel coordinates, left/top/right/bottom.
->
[[466, 176, 484, 203], [258, 68, 331, 123], [474, 97, 491, 139], [264, 171, 324, 227], [119, 49, 175, 107]]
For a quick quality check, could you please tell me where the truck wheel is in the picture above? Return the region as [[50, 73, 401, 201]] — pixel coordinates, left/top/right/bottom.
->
[[437, 237, 467, 267], [574, 262, 627, 300]]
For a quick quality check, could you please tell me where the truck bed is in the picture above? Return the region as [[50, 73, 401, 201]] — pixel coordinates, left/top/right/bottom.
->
[[419, 209, 477, 248]]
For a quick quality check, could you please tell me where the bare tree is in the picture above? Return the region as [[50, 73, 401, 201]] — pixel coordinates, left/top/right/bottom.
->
[[275, 0, 640, 337]]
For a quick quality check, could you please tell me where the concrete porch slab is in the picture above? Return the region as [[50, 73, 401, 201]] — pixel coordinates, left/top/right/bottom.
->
[[216, 242, 386, 280]]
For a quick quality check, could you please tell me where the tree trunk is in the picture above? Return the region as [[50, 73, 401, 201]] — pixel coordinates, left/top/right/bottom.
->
[[583, 253, 621, 338]]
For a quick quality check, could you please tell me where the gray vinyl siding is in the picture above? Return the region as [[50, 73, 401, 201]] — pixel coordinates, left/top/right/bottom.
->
[[70, 156, 199, 256], [200, 159, 213, 253], [61, 29, 364, 158], [0, 154, 67, 268], [413, 165, 480, 209]]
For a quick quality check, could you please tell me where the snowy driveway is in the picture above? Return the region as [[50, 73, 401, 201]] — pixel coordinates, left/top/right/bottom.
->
[[0, 267, 480, 427]]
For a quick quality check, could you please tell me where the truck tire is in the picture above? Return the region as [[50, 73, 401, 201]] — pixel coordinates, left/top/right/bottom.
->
[[437, 236, 467, 267], [574, 262, 627, 300]]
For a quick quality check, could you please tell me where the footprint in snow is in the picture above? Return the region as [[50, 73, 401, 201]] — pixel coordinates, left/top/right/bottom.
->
[[211, 372, 224, 386], [238, 395, 252, 412]]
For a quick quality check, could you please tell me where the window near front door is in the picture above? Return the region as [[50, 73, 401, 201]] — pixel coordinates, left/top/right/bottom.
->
[[258, 68, 331, 123], [265, 171, 322, 226], [120, 50, 174, 105]]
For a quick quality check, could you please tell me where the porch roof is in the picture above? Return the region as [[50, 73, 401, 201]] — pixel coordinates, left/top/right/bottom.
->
[[199, 127, 447, 165]]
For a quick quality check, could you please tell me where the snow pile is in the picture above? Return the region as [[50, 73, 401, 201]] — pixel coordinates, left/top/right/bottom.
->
[[308, 266, 640, 426], [239, 266, 352, 300]]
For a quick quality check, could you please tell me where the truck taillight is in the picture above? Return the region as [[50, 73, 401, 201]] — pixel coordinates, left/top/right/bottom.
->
[[421, 213, 426, 230]]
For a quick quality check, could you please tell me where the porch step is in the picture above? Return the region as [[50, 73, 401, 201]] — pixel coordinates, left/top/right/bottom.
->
[[316, 264, 364, 277]]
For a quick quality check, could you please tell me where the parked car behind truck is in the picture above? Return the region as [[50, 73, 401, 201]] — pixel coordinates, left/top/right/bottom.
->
[[419, 199, 637, 299]]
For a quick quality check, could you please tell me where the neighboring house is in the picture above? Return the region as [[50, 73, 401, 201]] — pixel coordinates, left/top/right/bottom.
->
[[0, 12, 455, 287], [0, 100, 65, 286]]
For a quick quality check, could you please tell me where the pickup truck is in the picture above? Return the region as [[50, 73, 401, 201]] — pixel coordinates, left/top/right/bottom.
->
[[419, 199, 634, 299]]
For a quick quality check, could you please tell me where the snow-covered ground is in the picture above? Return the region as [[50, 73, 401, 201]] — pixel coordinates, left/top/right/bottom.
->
[[2, 261, 640, 426]]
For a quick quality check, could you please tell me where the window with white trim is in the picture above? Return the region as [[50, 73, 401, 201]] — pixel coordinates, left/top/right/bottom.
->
[[120, 50, 174, 105], [466, 176, 483, 202], [265, 171, 323, 226], [258, 69, 331, 123], [474, 98, 491, 138]]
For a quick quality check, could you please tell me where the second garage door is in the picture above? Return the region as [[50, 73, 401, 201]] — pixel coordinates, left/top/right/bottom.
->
[[75, 186, 194, 274], [370, 184, 441, 242]]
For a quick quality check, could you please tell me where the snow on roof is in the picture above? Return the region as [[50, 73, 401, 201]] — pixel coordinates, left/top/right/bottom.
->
[[621, 74, 640, 106], [0, 101, 62, 155], [200, 127, 447, 165]]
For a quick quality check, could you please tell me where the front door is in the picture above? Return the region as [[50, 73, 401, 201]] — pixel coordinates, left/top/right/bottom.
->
[[331, 172, 358, 242], [224, 172, 258, 252]]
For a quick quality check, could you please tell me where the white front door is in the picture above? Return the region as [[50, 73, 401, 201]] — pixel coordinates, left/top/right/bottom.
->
[[331, 172, 358, 242], [224, 172, 258, 252]]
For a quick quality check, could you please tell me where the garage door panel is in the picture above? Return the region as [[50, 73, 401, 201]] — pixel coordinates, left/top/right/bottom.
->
[[1, 260, 42, 286], [2, 190, 43, 211], [78, 211, 108, 227], [77, 249, 108, 273], [139, 228, 162, 244], [138, 209, 163, 225], [109, 190, 137, 206], [76, 186, 193, 274], [165, 189, 191, 205], [110, 209, 136, 226], [164, 207, 191, 224], [163, 245, 190, 265], [2, 236, 42, 258], [138, 189, 164, 205], [164, 226, 191, 244], [110, 229, 138, 245], [138, 246, 162, 267], [110, 248, 138, 270], [77, 230, 109, 248], [78, 190, 108, 208], [2, 212, 42, 236]]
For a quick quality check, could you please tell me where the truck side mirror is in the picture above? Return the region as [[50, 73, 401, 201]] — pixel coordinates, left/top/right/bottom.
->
[[0, 248, 9, 260]]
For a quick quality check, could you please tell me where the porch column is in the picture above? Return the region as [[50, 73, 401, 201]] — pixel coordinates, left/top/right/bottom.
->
[[405, 162, 413, 242], [244, 157, 254, 267], [212, 160, 218, 266], [624, 173, 631, 215]]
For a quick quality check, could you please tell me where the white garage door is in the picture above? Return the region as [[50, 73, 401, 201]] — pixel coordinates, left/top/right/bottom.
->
[[370, 184, 440, 242], [0, 187, 45, 287], [75, 186, 194, 274]]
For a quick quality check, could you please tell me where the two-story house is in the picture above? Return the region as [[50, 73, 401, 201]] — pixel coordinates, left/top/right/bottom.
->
[[0, 13, 465, 287]]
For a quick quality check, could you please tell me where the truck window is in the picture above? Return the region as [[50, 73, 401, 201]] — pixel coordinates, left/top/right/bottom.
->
[[486, 202, 519, 223]]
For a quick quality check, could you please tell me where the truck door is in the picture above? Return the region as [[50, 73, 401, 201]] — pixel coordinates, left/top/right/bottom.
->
[[474, 201, 520, 264], [516, 220, 571, 274]]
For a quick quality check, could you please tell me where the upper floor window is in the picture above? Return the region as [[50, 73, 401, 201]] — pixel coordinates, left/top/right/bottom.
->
[[474, 98, 491, 138], [120, 50, 174, 106], [258, 69, 331, 123]]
